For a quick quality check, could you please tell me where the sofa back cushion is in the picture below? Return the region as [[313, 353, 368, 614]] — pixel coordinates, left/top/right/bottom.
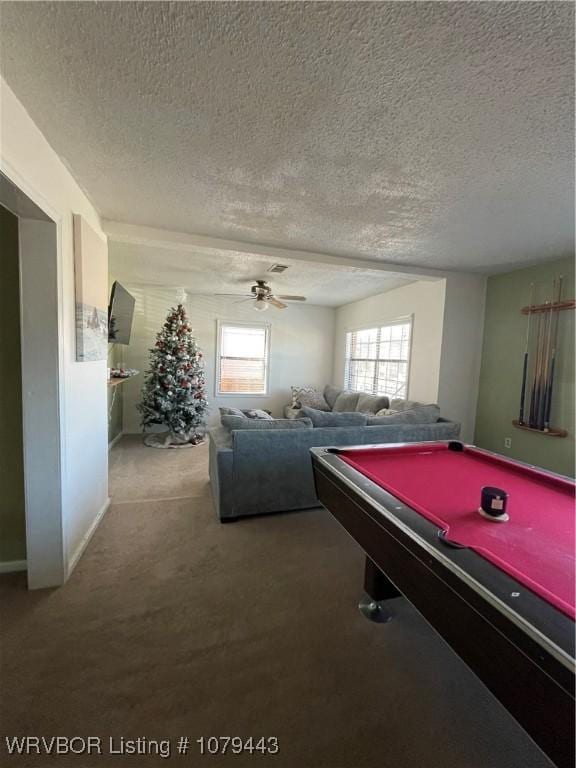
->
[[356, 393, 390, 414], [332, 391, 360, 412], [301, 407, 368, 427], [390, 399, 427, 412], [363, 420, 459, 442], [368, 404, 440, 425], [221, 415, 313, 431], [323, 384, 342, 410]]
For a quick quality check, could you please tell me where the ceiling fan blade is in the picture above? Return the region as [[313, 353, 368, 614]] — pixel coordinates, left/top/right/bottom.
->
[[268, 297, 287, 309], [277, 295, 306, 301], [214, 293, 252, 297]]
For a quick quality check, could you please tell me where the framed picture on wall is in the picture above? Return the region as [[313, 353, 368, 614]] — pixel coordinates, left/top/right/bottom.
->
[[73, 213, 108, 361]]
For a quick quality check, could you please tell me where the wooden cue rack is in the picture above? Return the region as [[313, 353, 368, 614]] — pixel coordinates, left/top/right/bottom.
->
[[512, 421, 568, 438], [520, 299, 576, 315], [513, 293, 574, 438]]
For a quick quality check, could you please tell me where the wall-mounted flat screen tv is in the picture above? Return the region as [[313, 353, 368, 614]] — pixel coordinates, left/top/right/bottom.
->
[[108, 281, 135, 345]]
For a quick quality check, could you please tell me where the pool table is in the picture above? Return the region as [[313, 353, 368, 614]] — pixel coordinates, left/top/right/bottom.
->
[[310, 441, 575, 768]]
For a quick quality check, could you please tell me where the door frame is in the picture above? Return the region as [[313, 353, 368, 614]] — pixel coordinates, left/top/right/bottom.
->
[[1, 167, 67, 588]]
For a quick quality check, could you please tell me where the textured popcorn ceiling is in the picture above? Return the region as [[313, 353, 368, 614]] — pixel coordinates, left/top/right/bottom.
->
[[109, 239, 417, 308], [1, 2, 574, 272]]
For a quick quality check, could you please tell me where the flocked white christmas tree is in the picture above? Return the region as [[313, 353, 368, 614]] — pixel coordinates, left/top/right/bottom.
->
[[138, 304, 208, 447]]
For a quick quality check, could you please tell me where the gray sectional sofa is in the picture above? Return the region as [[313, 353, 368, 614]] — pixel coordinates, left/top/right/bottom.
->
[[283, 384, 391, 420], [209, 389, 460, 520]]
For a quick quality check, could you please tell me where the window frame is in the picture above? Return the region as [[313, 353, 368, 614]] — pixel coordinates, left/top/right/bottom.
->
[[343, 315, 413, 399], [215, 320, 271, 397]]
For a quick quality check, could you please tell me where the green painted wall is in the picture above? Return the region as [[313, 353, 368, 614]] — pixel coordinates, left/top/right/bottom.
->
[[475, 257, 575, 477], [0, 205, 27, 561]]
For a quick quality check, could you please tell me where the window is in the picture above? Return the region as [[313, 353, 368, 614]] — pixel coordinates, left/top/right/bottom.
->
[[344, 320, 412, 398], [217, 323, 270, 395]]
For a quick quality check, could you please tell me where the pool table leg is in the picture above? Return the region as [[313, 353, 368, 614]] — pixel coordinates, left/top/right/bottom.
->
[[359, 557, 402, 623]]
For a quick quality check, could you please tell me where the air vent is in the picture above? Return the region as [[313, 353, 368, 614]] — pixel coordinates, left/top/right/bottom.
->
[[268, 264, 288, 273]]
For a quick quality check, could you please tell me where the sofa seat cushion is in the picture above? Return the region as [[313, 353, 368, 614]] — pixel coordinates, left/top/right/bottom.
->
[[356, 393, 390, 414], [221, 415, 313, 431], [301, 406, 368, 427], [332, 391, 361, 412], [368, 404, 441, 425]]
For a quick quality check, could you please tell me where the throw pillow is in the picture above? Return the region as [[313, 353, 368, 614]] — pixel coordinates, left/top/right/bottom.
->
[[374, 408, 398, 417], [243, 409, 274, 420], [291, 386, 330, 411], [219, 407, 273, 421], [301, 407, 368, 427], [219, 406, 246, 418], [323, 384, 342, 410], [332, 391, 360, 412], [283, 405, 304, 419], [221, 415, 313, 431], [298, 391, 330, 411], [367, 404, 440, 425], [356, 393, 390, 414], [291, 385, 315, 407]]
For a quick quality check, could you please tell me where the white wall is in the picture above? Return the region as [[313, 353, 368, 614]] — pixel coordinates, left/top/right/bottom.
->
[[119, 275, 485, 441], [1, 78, 109, 582], [112, 285, 336, 432], [333, 280, 447, 405], [17, 219, 64, 586], [438, 273, 486, 442], [333, 276, 486, 440]]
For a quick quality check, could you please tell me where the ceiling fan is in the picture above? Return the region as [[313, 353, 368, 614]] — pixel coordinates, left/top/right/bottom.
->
[[216, 280, 306, 311]]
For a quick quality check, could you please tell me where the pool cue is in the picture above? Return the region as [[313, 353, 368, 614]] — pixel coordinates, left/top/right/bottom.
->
[[529, 300, 549, 428], [537, 283, 555, 430], [528, 304, 544, 427], [518, 283, 534, 425], [543, 276, 563, 432], [538, 299, 553, 428]]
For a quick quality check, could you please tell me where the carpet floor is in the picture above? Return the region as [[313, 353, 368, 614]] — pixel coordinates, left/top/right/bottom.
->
[[0, 435, 552, 767]]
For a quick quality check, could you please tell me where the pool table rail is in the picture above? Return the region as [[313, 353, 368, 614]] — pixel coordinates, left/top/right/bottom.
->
[[311, 443, 575, 768]]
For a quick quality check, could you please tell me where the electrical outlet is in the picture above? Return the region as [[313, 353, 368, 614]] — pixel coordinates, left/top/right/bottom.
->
[[504, 437, 512, 449]]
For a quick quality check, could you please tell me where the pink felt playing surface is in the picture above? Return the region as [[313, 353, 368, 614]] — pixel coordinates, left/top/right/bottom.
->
[[340, 444, 576, 619]]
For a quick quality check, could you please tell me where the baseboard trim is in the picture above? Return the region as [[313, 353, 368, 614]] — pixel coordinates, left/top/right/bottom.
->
[[108, 431, 124, 450], [0, 559, 27, 574], [66, 497, 111, 579]]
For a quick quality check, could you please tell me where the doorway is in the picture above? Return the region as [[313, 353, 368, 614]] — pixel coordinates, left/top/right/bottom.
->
[[0, 172, 65, 588]]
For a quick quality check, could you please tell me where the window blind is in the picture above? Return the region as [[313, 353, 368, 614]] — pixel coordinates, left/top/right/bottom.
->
[[344, 320, 411, 398], [217, 324, 269, 394]]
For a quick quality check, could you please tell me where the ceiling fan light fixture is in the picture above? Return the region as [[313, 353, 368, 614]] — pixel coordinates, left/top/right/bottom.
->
[[253, 298, 269, 312]]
